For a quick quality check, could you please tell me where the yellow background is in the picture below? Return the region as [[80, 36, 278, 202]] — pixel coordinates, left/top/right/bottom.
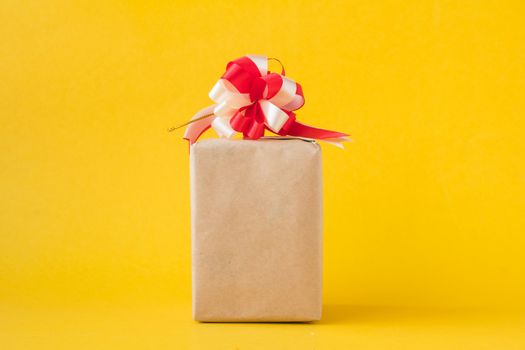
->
[[1, 0, 525, 349]]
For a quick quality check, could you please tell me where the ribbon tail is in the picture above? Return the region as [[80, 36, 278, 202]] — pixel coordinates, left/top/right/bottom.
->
[[183, 105, 215, 145], [317, 136, 352, 149], [286, 121, 349, 140]]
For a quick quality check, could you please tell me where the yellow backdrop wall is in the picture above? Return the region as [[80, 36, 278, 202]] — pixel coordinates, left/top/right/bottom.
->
[[1, 0, 525, 310]]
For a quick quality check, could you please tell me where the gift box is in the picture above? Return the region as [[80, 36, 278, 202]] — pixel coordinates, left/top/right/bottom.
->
[[174, 55, 348, 322], [190, 138, 323, 322]]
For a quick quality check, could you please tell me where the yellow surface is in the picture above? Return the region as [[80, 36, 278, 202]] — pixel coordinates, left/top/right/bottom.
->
[[1, 303, 525, 350], [1, 0, 525, 349]]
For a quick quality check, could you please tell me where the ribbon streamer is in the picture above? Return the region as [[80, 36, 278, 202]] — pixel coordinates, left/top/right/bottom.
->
[[182, 55, 349, 146]]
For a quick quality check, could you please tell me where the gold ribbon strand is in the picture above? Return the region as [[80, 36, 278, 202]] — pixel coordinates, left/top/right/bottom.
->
[[167, 113, 214, 132], [268, 57, 285, 75]]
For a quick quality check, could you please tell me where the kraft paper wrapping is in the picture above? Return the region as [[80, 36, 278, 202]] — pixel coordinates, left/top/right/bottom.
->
[[190, 138, 323, 322]]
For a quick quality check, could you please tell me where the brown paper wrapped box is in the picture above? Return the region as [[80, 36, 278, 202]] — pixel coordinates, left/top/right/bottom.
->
[[190, 138, 323, 322]]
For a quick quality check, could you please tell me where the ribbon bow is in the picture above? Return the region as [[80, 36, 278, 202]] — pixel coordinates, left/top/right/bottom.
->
[[181, 55, 349, 146]]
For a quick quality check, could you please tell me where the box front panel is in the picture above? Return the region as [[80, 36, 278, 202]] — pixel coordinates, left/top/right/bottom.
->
[[190, 139, 322, 322]]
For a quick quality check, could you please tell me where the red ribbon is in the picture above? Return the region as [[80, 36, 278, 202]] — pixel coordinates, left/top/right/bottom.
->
[[184, 55, 348, 144]]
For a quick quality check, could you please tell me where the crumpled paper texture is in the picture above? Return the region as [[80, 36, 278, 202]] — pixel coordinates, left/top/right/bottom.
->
[[190, 138, 323, 322]]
